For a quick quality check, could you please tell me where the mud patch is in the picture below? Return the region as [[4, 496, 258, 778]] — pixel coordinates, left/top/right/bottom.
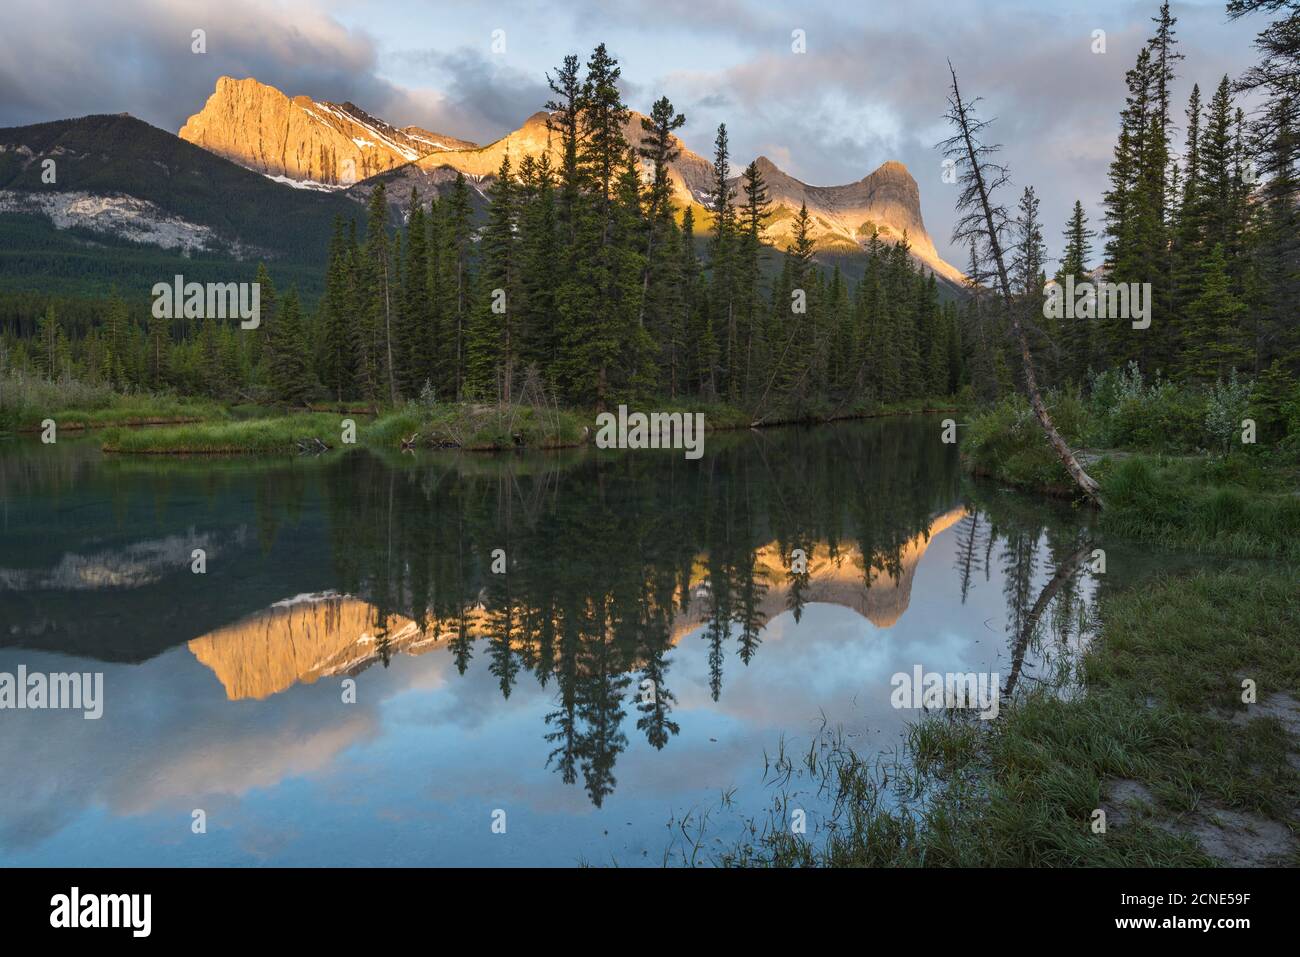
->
[[1103, 691, 1300, 865]]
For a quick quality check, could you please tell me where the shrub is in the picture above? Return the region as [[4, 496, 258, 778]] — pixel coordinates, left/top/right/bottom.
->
[[963, 388, 1091, 492], [1087, 362, 1207, 452], [1204, 371, 1252, 455]]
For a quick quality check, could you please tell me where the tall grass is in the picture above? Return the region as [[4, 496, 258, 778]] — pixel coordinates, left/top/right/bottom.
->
[[369, 402, 587, 450], [717, 570, 1299, 867], [0, 370, 113, 431], [101, 414, 341, 454], [1099, 456, 1300, 559], [0, 370, 225, 432]]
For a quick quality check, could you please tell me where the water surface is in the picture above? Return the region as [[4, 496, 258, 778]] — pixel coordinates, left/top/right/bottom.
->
[[0, 416, 1160, 865]]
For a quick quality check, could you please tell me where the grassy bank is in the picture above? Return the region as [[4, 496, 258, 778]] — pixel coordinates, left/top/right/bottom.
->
[[16, 386, 967, 455], [962, 390, 1300, 559], [0, 371, 227, 433], [101, 414, 343, 454], [1099, 455, 1300, 560], [722, 569, 1300, 867]]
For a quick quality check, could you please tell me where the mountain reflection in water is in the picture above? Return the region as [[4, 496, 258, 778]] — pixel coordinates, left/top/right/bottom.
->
[[0, 418, 1111, 864]]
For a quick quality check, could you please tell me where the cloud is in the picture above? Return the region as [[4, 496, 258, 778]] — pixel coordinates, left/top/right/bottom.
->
[[0, 0, 1266, 269], [386, 46, 551, 141], [0, 0, 381, 129], [640, 0, 1262, 265]]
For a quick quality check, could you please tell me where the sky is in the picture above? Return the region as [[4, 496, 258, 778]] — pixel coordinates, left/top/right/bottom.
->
[[0, 0, 1270, 269]]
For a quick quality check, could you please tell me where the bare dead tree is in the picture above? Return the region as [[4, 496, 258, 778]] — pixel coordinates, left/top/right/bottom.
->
[[941, 62, 1104, 507]]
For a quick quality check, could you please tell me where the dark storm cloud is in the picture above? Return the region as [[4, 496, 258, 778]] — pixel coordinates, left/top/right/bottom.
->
[[386, 46, 551, 141], [0, 0, 400, 130]]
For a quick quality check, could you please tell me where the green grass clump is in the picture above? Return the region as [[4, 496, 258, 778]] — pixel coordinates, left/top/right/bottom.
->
[[721, 570, 1300, 867], [101, 413, 343, 454], [37, 395, 227, 431], [1099, 456, 1300, 559], [962, 389, 1091, 494]]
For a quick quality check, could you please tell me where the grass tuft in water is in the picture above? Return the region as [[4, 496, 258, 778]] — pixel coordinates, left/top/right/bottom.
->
[[101, 414, 343, 454], [713, 569, 1299, 867]]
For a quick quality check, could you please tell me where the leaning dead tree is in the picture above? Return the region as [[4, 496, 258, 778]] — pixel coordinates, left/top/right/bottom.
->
[[941, 63, 1103, 507]]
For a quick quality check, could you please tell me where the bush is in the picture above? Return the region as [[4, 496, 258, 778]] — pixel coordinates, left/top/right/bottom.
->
[[1087, 362, 1207, 452], [1204, 371, 1252, 454], [963, 388, 1091, 492]]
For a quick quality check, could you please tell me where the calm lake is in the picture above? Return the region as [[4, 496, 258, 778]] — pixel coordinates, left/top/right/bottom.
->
[[0, 415, 1206, 865]]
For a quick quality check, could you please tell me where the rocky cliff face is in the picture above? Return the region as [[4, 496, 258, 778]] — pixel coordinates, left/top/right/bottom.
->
[[179, 76, 962, 284], [741, 157, 964, 285], [178, 76, 475, 186]]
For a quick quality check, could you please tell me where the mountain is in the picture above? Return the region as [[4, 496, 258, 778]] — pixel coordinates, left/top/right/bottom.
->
[[179, 76, 964, 287], [0, 113, 363, 296], [0, 78, 964, 299], [179, 76, 476, 187]]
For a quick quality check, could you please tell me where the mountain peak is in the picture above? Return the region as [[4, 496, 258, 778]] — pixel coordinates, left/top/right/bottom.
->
[[176, 76, 961, 285], [179, 76, 475, 186], [871, 159, 912, 177]]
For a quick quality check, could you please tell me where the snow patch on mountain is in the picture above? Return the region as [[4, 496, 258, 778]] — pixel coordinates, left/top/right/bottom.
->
[[0, 190, 259, 256], [261, 173, 344, 191]]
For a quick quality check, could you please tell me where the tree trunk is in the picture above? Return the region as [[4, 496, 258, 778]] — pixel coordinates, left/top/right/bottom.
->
[[949, 65, 1103, 507], [383, 258, 398, 405]]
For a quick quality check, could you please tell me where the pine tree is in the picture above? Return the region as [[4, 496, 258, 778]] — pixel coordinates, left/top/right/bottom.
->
[[517, 153, 561, 378], [707, 123, 739, 398], [1012, 187, 1053, 387], [36, 304, 65, 381], [1186, 243, 1251, 381], [1200, 78, 1243, 258], [680, 207, 716, 396], [398, 192, 430, 398], [145, 304, 169, 390], [553, 43, 632, 408], [1171, 84, 1204, 328], [100, 290, 129, 389], [637, 96, 686, 329], [772, 201, 815, 407], [614, 149, 656, 397], [438, 173, 474, 399], [736, 159, 773, 399], [1253, 93, 1300, 372], [466, 153, 519, 400], [319, 216, 356, 402], [1058, 200, 1096, 383], [267, 287, 316, 405], [252, 262, 278, 393], [943, 64, 1101, 504], [545, 54, 583, 247]]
